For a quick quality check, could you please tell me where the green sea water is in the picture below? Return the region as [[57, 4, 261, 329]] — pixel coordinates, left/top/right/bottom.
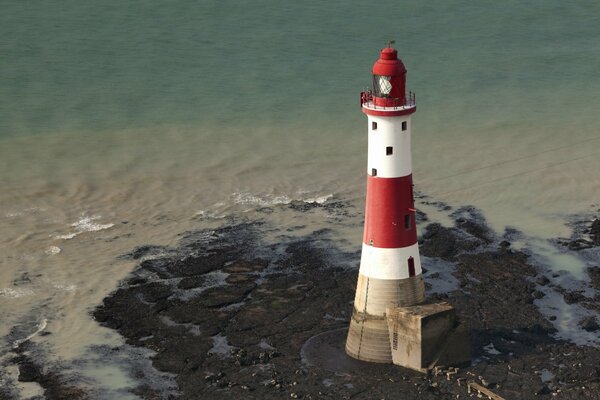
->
[[1, 0, 600, 397]]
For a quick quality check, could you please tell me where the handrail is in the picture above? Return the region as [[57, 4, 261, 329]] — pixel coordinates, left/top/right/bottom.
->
[[360, 90, 416, 109]]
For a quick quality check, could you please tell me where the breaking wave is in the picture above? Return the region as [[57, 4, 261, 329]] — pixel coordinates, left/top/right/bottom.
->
[[232, 192, 333, 207], [55, 215, 114, 240]]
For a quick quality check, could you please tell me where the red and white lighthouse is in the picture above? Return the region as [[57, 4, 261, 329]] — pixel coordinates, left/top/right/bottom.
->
[[346, 46, 426, 363]]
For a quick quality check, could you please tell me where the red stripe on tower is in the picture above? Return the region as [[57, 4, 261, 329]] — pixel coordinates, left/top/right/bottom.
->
[[363, 175, 417, 248]]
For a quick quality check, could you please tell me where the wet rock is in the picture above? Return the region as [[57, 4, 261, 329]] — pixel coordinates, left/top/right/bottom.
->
[[198, 283, 255, 308], [535, 275, 550, 286], [13, 354, 88, 399], [588, 266, 600, 291], [455, 217, 493, 244], [591, 219, 600, 245], [18, 361, 41, 382], [223, 259, 268, 273], [532, 290, 545, 300], [124, 245, 170, 260], [535, 384, 551, 395], [94, 216, 600, 400], [420, 223, 481, 260], [563, 291, 587, 305], [177, 275, 206, 289], [568, 239, 593, 251], [579, 317, 599, 332]]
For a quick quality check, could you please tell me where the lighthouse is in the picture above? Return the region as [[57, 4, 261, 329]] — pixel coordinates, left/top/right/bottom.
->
[[344, 46, 470, 371], [345, 45, 426, 363]]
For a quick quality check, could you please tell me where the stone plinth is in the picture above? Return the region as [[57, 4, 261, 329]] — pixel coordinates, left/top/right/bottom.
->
[[385, 302, 470, 372]]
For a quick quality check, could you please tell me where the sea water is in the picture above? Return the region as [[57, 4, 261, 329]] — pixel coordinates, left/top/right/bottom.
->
[[1, 0, 599, 396]]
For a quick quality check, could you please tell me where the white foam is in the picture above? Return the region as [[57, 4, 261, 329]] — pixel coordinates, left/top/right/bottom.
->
[[54, 215, 114, 240], [538, 368, 555, 383], [45, 246, 62, 255], [13, 319, 47, 349], [208, 334, 234, 358], [232, 192, 292, 207], [5, 207, 43, 218], [52, 282, 77, 292], [483, 342, 501, 355], [232, 192, 334, 208], [55, 232, 78, 240], [0, 288, 34, 298], [302, 194, 333, 204]]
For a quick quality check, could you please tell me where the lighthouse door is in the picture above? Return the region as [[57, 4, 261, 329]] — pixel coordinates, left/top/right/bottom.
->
[[408, 257, 415, 277]]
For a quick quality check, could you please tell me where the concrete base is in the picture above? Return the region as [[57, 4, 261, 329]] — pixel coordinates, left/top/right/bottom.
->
[[385, 302, 471, 372], [345, 274, 425, 363]]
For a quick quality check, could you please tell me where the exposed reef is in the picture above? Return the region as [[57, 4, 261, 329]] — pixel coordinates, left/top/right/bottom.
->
[[87, 204, 600, 399], [6, 202, 599, 399]]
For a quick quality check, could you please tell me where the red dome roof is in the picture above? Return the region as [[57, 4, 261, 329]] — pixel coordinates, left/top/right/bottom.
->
[[372, 47, 407, 77]]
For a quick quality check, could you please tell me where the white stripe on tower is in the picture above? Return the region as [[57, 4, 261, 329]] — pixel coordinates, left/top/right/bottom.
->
[[366, 115, 412, 178]]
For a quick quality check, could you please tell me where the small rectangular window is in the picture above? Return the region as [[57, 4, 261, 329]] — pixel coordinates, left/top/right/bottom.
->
[[372, 121, 378, 130], [371, 168, 377, 176], [408, 257, 416, 277], [386, 146, 393, 156], [402, 121, 407, 131], [404, 214, 411, 229], [392, 331, 398, 350]]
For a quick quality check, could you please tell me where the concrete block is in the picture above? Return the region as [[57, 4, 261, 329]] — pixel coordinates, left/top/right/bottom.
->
[[385, 302, 470, 372]]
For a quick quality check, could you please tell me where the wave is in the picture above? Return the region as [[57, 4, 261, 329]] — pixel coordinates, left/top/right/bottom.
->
[[54, 215, 114, 240], [232, 192, 333, 207], [12, 318, 48, 349], [0, 287, 34, 298]]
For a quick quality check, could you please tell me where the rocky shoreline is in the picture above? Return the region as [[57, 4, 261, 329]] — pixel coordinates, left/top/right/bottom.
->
[[7, 202, 600, 399]]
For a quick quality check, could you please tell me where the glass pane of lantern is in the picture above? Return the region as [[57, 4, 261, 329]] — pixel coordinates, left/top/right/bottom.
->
[[377, 75, 392, 95]]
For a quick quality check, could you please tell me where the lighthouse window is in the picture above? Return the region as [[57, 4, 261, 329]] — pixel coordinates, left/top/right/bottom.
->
[[404, 214, 411, 229], [402, 121, 407, 131], [373, 75, 393, 97], [386, 146, 393, 155], [408, 257, 416, 277], [371, 168, 378, 176], [372, 121, 378, 130]]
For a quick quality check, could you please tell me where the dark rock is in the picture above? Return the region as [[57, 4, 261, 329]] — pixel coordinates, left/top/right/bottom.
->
[[129, 276, 148, 285], [223, 259, 268, 273], [177, 275, 206, 289], [420, 223, 481, 260], [125, 245, 170, 260], [563, 291, 587, 304], [92, 215, 600, 400], [568, 239, 593, 251], [579, 317, 599, 332], [198, 283, 255, 308], [588, 266, 600, 290], [536, 276, 550, 286], [532, 290, 545, 299], [591, 219, 600, 245], [535, 384, 551, 395], [499, 240, 511, 248], [18, 362, 41, 382]]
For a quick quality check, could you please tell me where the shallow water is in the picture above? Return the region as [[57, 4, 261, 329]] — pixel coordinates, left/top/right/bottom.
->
[[1, 0, 600, 396]]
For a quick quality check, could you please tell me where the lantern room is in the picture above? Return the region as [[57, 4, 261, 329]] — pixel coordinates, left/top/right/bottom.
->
[[372, 46, 407, 107], [360, 45, 415, 115]]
